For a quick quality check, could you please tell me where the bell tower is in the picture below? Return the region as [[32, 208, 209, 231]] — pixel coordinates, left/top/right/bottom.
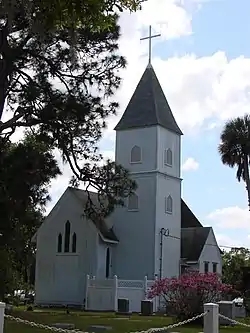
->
[[112, 26, 183, 279]]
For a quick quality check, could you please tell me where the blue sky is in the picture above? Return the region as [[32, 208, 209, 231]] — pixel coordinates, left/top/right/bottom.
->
[[48, 0, 250, 248]]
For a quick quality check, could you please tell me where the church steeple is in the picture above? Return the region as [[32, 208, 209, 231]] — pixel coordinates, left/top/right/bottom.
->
[[114, 64, 183, 135]]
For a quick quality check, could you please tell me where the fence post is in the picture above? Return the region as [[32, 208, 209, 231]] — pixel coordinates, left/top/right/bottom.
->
[[85, 275, 90, 310], [204, 303, 219, 333], [0, 302, 5, 333], [143, 276, 148, 299], [113, 275, 118, 312]]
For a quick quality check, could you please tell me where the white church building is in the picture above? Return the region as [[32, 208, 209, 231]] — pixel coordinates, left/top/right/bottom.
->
[[33, 63, 222, 307]]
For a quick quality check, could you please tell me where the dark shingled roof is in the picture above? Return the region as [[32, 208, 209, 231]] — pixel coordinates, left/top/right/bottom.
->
[[181, 227, 211, 261], [114, 64, 183, 135], [69, 187, 118, 242], [181, 200, 203, 228]]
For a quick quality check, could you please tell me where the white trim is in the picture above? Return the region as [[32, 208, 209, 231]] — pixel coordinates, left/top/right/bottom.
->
[[130, 169, 182, 181], [99, 233, 119, 244]]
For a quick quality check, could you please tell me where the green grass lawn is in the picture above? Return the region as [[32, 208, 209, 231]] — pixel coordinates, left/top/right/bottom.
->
[[3, 308, 250, 333]]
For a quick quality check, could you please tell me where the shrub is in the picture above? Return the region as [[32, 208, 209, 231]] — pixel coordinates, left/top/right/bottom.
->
[[148, 271, 232, 320]]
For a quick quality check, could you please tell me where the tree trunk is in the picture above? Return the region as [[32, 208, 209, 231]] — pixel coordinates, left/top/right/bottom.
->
[[243, 155, 250, 211]]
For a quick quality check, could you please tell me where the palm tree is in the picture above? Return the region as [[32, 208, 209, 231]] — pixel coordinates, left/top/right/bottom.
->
[[218, 114, 250, 210]]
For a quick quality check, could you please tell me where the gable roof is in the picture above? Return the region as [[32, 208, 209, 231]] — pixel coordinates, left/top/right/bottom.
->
[[181, 227, 211, 261], [114, 64, 183, 135], [69, 187, 118, 243], [181, 200, 203, 228]]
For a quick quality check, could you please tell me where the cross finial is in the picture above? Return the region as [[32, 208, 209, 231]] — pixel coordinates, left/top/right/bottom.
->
[[140, 25, 161, 65]]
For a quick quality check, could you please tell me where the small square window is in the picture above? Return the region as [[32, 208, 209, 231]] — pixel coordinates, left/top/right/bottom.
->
[[204, 262, 209, 273]]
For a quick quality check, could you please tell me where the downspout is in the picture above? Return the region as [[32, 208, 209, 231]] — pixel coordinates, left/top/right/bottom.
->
[[159, 228, 169, 279], [158, 228, 169, 310]]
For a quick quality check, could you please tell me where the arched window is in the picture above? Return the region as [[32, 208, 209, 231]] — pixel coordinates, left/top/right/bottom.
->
[[72, 232, 77, 253], [164, 148, 173, 166], [64, 221, 71, 253], [128, 193, 139, 211], [130, 145, 142, 163], [57, 233, 62, 253], [165, 195, 173, 214], [106, 247, 110, 278]]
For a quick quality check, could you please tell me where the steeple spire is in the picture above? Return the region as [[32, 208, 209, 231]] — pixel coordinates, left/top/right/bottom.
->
[[140, 25, 161, 65], [114, 66, 183, 135]]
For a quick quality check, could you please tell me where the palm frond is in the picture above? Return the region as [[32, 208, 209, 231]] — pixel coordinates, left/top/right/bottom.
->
[[219, 114, 250, 182]]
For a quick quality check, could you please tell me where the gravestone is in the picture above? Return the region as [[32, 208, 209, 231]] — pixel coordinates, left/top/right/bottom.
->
[[4, 304, 13, 315], [51, 323, 75, 330], [87, 325, 112, 332], [218, 301, 236, 326], [234, 302, 246, 318]]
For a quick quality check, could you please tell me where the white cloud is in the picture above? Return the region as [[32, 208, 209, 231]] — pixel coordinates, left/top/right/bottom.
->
[[215, 233, 248, 250], [25, 0, 250, 210], [103, 0, 250, 142], [207, 206, 250, 229], [105, 51, 250, 142], [182, 157, 199, 171]]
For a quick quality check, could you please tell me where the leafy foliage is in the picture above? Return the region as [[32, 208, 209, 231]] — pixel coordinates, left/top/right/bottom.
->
[[0, 133, 60, 299], [218, 115, 250, 209], [0, 0, 143, 36], [0, 0, 136, 218], [222, 247, 250, 292], [148, 271, 232, 320]]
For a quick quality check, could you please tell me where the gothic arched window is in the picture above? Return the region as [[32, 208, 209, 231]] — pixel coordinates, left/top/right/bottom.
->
[[165, 195, 173, 214], [128, 193, 139, 211], [130, 145, 142, 163], [72, 232, 77, 253], [106, 247, 110, 278], [57, 233, 62, 253], [164, 148, 173, 166], [64, 221, 71, 253]]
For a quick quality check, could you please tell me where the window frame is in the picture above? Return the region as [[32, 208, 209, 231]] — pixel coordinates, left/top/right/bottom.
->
[[64, 220, 71, 253], [204, 261, 209, 273], [57, 233, 62, 253], [72, 232, 77, 253], [212, 262, 217, 273], [127, 193, 139, 211], [164, 148, 173, 167], [165, 195, 173, 214], [130, 145, 142, 164], [105, 247, 111, 278]]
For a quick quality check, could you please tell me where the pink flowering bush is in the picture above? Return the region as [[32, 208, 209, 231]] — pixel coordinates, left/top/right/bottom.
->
[[148, 271, 232, 320]]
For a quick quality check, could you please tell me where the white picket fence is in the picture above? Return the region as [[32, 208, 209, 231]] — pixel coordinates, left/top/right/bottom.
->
[[85, 275, 159, 313]]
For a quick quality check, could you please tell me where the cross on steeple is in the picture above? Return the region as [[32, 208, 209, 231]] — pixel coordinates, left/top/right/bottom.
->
[[140, 25, 161, 65]]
